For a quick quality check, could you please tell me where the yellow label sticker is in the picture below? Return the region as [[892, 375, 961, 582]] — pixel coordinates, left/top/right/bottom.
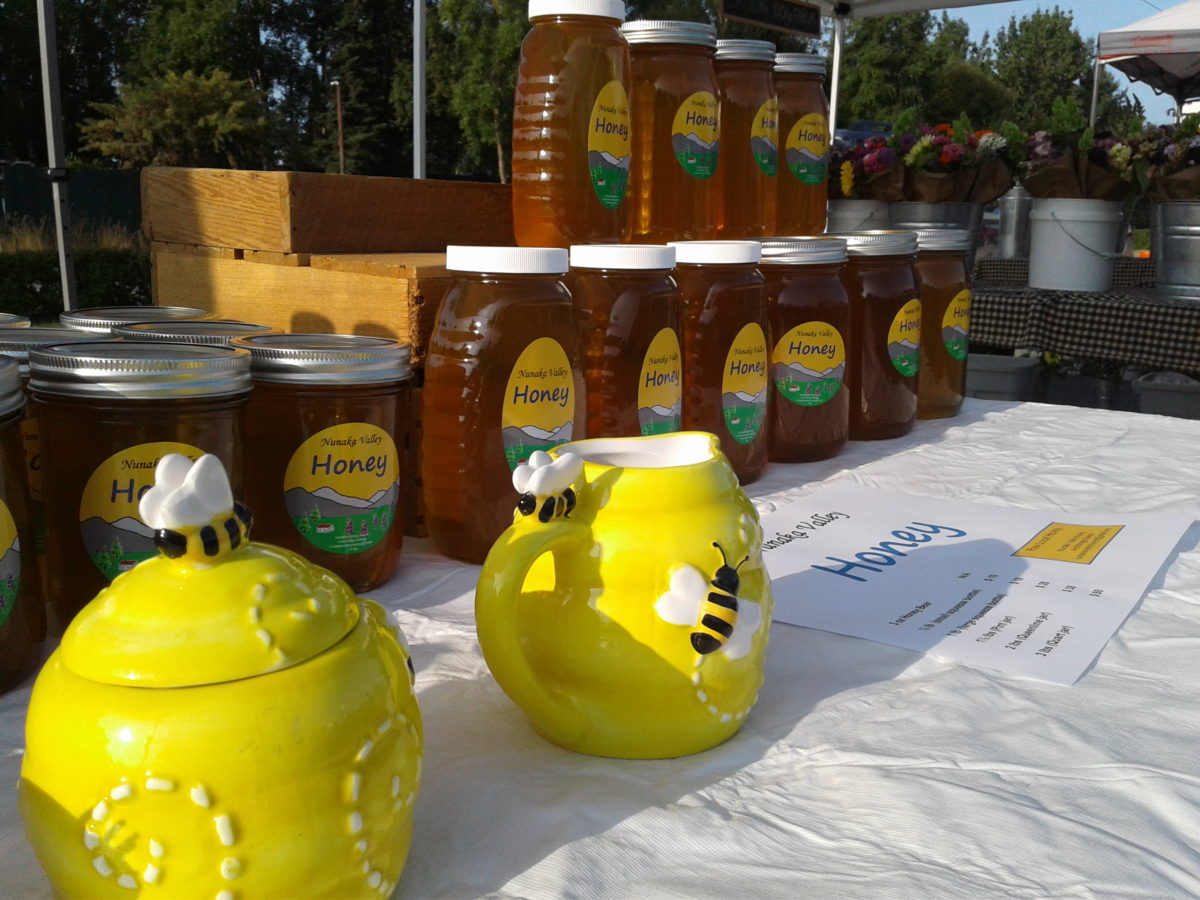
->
[[941, 289, 971, 361], [79, 441, 204, 580], [785, 112, 829, 184], [750, 98, 778, 176], [671, 91, 719, 179], [283, 423, 399, 555], [1014, 522, 1124, 565], [887, 298, 922, 377], [771, 321, 845, 407], [588, 80, 631, 210], [722, 322, 768, 445], [502, 337, 576, 471], [638, 327, 682, 435], [0, 499, 19, 627]]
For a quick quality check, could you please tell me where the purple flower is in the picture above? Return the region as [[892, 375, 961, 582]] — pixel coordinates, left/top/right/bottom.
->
[[897, 133, 918, 154]]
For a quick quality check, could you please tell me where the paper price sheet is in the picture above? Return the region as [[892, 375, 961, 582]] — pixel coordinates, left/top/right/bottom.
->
[[757, 482, 1195, 684]]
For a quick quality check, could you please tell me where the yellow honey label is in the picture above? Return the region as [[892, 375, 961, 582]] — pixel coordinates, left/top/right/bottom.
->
[[887, 299, 922, 377], [750, 98, 778, 176], [502, 337, 576, 470], [722, 323, 768, 445], [671, 91, 720, 179], [942, 289, 971, 361], [79, 441, 204, 580], [785, 112, 829, 185], [283, 423, 399, 555], [588, 80, 631, 210], [1014, 522, 1124, 565], [0, 499, 19, 627], [637, 327, 682, 435], [771, 321, 845, 407]]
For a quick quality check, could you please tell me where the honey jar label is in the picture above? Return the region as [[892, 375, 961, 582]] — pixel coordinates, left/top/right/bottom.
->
[[502, 337, 576, 470], [671, 91, 719, 179], [722, 323, 768, 444], [638, 327, 682, 435], [785, 112, 829, 185], [0, 500, 19, 626], [772, 321, 845, 407], [588, 80, 631, 210], [750, 98, 779, 176], [79, 441, 204, 580], [20, 416, 45, 554], [942, 289, 971, 361], [283, 423, 399, 555], [888, 299, 922, 377]]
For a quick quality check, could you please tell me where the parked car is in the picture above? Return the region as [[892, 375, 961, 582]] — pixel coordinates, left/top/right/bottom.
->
[[833, 120, 892, 149]]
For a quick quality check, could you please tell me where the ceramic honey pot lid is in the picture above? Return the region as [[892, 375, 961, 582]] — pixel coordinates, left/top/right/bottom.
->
[[60, 454, 360, 688]]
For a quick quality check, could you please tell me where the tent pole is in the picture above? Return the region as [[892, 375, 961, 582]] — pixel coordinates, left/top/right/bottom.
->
[[413, 0, 426, 179], [830, 16, 845, 135], [1088, 37, 1102, 129], [36, 0, 77, 312]]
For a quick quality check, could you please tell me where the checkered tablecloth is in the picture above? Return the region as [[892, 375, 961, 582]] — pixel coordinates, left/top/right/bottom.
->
[[973, 258, 1157, 289]]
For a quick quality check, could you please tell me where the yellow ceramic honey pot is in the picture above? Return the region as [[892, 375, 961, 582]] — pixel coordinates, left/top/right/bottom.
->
[[476, 432, 774, 759], [20, 454, 421, 898]]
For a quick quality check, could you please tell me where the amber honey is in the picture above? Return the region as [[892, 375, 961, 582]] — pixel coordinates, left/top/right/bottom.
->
[[760, 237, 849, 462], [569, 244, 682, 438], [775, 54, 829, 236], [423, 246, 586, 564], [623, 20, 720, 242], [670, 240, 769, 484], [713, 40, 777, 239], [60, 305, 210, 333], [913, 230, 971, 419], [512, 0, 632, 247]]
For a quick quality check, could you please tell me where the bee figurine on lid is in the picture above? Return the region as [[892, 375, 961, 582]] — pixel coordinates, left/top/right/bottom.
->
[[20, 454, 421, 898]]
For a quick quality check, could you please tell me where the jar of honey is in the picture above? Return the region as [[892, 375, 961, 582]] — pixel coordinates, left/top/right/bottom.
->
[[0, 314, 31, 328], [669, 240, 769, 484], [838, 231, 920, 441], [623, 20, 720, 242], [569, 243, 682, 438], [424, 246, 586, 563], [775, 53, 829, 236], [114, 319, 279, 346], [913, 229, 971, 419], [713, 39, 777, 239], [60, 306, 210, 333], [231, 334, 412, 592], [0, 357, 43, 694], [512, 0, 632, 248], [760, 237, 849, 462], [30, 342, 249, 634]]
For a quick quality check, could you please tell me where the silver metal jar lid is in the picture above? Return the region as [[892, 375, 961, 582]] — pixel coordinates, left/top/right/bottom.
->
[[230, 334, 413, 385], [0, 327, 118, 375], [0, 358, 25, 418], [715, 39, 776, 62], [0, 313, 31, 328], [29, 342, 251, 399], [114, 320, 280, 346], [60, 306, 210, 334], [759, 236, 848, 264], [832, 230, 919, 257], [913, 228, 970, 252], [775, 53, 826, 74], [621, 20, 717, 47]]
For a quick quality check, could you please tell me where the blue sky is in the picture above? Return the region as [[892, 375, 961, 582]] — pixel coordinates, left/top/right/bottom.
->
[[949, 0, 1180, 123]]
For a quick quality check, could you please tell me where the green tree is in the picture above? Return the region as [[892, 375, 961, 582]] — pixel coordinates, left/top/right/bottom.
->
[[992, 7, 1090, 132]]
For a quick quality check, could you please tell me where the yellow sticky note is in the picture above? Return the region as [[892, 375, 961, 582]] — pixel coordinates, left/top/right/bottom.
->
[[1013, 522, 1124, 565]]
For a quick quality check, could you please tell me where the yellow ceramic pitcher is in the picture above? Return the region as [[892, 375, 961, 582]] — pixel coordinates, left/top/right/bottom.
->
[[476, 432, 773, 758]]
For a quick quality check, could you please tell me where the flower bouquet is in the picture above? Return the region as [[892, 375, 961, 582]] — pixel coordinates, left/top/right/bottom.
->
[[1134, 114, 1200, 202], [1019, 98, 1133, 201], [891, 112, 1015, 204], [829, 135, 905, 202]]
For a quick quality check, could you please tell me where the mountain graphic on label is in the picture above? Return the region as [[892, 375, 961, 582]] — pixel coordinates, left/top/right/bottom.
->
[[501, 421, 574, 469], [649, 403, 681, 417], [732, 388, 767, 405], [751, 136, 777, 156], [285, 482, 399, 521], [672, 132, 717, 153], [781, 360, 846, 380], [588, 150, 631, 170], [80, 515, 158, 579], [888, 338, 919, 357], [943, 324, 968, 341], [0, 529, 20, 627], [310, 485, 392, 509], [786, 146, 826, 165]]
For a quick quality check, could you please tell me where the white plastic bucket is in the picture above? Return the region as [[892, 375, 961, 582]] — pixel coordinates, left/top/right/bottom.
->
[[1028, 198, 1123, 292], [826, 199, 889, 233]]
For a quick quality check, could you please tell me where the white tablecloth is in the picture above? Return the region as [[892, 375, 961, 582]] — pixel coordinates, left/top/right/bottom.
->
[[4, 399, 1200, 898]]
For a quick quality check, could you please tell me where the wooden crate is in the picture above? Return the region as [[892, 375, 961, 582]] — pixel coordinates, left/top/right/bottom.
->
[[142, 167, 514, 253]]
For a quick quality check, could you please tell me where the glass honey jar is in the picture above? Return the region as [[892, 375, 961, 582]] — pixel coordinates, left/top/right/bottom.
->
[[913, 229, 971, 419], [623, 20, 720, 242], [423, 246, 585, 564], [568, 243, 682, 438], [837, 230, 920, 441], [512, 0, 632, 248], [775, 53, 829, 236], [114, 319, 279, 346], [30, 342, 249, 634], [0, 314, 31, 328], [0, 357, 44, 694], [669, 239, 769, 484], [713, 39, 778, 239], [60, 306, 210, 334], [760, 237, 849, 462], [232, 334, 412, 592]]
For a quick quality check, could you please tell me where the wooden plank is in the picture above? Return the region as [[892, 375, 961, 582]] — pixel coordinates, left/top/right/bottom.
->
[[244, 249, 312, 268], [143, 168, 292, 250], [309, 252, 448, 279]]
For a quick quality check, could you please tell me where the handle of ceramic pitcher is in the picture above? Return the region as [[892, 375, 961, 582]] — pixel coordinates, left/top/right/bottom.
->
[[475, 518, 590, 744]]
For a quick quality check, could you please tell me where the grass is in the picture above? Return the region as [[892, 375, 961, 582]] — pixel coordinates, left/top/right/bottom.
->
[[0, 216, 144, 253]]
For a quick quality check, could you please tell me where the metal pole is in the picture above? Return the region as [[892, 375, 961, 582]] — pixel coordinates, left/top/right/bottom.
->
[[36, 0, 78, 312], [1088, 37, 1102, 129], [829, 17, 845, 135], [413, 0, 426, 178], [331, 79, 345, 174]]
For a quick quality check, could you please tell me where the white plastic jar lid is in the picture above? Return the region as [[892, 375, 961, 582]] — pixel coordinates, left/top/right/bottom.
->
[[775, 53, 826, 74], [668, 240, 761, 265], [715, 39, 776, 62], [621, 20, 717, 47], [446, 246, 569, 275], [529, 0, 625, 20], [570, 244, 675, 270]]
